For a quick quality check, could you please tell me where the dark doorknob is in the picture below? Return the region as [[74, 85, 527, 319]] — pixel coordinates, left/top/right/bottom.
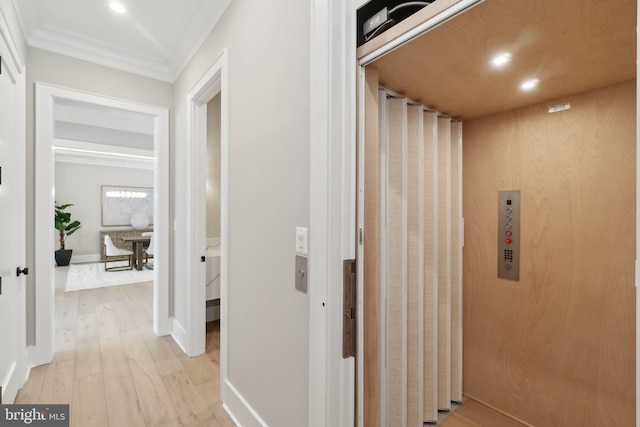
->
[[16, 267, 29, 277]]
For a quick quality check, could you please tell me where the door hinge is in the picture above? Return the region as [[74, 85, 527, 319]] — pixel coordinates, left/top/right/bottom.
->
[[342, 259, 356, 358]]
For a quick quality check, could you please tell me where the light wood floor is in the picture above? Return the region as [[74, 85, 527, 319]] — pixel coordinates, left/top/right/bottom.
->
[[438, 400, 528, 427], [16, 270, 525, 427], [15, 278, 235, 427]]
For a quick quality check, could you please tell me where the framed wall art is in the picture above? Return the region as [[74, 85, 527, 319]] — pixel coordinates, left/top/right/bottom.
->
[[101, 185, 154, 227]]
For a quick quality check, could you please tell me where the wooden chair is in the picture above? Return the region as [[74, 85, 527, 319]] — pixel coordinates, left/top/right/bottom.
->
[[104, 235, 134, 271], [142, 232, 154, 267]]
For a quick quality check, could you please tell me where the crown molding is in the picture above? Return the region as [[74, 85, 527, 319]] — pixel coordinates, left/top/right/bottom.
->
[[12, 0, 233, 83], [0, 2, 26, 74], [53, 138, 154, 170], [171, 0, 232, 80], [29, 25, 174, 82], [10, 0, 34, 46], [55, 150, 154, 170]]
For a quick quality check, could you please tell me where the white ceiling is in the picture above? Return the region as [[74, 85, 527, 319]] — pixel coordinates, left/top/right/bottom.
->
[[53, 98, 156, 164], [55, 98, 155, 135], [13, 0, 232, 82]]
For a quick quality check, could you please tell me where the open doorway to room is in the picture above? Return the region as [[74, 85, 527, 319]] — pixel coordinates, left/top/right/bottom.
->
[[182, 49, 229, 399], [33, 83, 170, 367], [356, 0, 635, 426], [52, 98, 156, 294]]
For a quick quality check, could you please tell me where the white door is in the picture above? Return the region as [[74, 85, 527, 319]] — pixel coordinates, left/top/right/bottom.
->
[[0, 36, 27, 404]]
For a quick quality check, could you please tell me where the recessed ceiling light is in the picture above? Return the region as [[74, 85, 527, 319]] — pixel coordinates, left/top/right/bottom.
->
[[520, 78, 540, 91], [490, 52, 512, 68], [109, 2, 126, 14]]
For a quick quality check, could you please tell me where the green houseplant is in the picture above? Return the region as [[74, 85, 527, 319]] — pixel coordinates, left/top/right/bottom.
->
[[54, 202, 81, 266]]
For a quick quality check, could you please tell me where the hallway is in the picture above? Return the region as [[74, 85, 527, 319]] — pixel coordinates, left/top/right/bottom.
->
[[15, 279, 233, 426]]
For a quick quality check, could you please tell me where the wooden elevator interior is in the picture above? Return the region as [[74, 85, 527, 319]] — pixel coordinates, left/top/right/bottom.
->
[[358, 0, 636, 425]]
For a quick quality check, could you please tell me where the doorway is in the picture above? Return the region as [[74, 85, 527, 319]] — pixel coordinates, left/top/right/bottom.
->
[[33, 83, 170, 366], [355, 0, 636, 425], [183, 49, 229, 389]]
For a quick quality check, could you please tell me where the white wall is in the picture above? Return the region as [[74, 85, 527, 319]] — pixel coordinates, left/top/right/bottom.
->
[[26, 47, 173, 344], [206, 94, 221, 239], [55, 162, 153, 260], [173, 0, 310, 425]]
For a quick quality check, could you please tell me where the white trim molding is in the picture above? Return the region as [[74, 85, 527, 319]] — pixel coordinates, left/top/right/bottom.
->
[[34, 82, 171, 366], [309, 0, 357, 426], [53, 139, 154, 170], [69, 254, 101, 264], [12, 0, 232, 83], [170, 318, 189, 355], [28, 26, 173, 83], [183, 48, 233, 420], [183, 48, 227, 357], [0, 4, 25, 73], [223, 380, 270, 427]]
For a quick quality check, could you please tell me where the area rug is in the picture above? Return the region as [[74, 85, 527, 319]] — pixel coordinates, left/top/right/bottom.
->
[[64, 261, 153, 292]]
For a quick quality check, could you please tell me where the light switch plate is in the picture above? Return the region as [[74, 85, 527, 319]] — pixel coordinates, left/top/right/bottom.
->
[[296, 227, 308, 255], [295, 255, 308, 293]]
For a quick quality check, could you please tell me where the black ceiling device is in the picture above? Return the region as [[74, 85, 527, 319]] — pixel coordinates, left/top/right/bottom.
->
[[357, 1, 433, 47]]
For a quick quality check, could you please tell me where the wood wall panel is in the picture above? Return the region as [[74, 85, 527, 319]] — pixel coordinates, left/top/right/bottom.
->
[[363, 67, 380, 427], [406, 105, 424, 426], [386, 97, 407, 426], [422, 111, 439, 422], [462, 81, 636, 426], [450, 121, 463, 402], [437, 116, 452, 410]]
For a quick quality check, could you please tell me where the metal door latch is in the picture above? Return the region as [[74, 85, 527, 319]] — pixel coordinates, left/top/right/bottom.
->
[[342, 259, 356, 358]]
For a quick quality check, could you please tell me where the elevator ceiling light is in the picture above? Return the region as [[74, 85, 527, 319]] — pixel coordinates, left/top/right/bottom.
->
[[490, 52, 512, 68], [109, 2, 126, 14], [520, 78, 540, 91]]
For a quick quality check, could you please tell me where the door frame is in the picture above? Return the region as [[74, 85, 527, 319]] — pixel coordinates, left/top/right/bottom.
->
[[356, 0, 640, 425], [183, 48, 228, 360], [307, 0, 359, 425], [33, 83, 170, 366]]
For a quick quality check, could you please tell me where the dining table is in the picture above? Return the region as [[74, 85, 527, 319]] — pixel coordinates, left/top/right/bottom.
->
[[121, 235, 151, 271]]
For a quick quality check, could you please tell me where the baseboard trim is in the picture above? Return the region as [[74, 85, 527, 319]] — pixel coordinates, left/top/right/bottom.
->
[[70, 254, 101, 264], [223, 379, 269, 427], [170, 317, 188, 354], [1, 362, 17, 404], [27, 346, 36, 367], [463, 393, 535, 427]]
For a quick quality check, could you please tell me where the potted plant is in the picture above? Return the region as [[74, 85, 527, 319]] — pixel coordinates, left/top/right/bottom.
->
[[55, 202, 81, 266]]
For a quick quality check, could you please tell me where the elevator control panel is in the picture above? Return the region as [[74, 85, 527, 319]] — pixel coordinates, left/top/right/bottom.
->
[[498, 190, 520, 281]]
